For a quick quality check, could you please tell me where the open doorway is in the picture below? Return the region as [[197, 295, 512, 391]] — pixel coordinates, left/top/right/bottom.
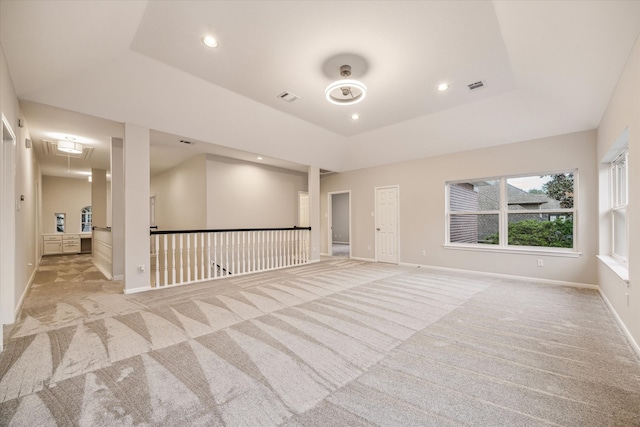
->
[[328, 191, 351, 257]]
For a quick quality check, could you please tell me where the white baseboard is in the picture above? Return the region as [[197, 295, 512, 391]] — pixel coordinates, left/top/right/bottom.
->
[[14, 264, 39, 321], [399, 262, 598, 290], [123, 286, 153, 295], [351, 256, 376, 262], [598, 290, 640, 360]]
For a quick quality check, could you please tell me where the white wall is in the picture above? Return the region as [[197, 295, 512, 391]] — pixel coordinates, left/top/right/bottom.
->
[[596, 35, 640, 349], [42, 176, 92, 234], [205, 155, 307, 229], [15, 113, 40, 312], [321, 129, 598, 285], [150, 154, 207, 230], [1, 42, 41, 326]]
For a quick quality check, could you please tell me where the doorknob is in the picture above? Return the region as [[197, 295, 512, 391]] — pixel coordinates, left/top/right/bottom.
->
[[376, 228, 380, 231]]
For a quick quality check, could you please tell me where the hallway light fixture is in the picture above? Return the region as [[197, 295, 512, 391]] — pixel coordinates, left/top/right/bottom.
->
[[57, 140, 83, 154], [325, 65, 367, 106]]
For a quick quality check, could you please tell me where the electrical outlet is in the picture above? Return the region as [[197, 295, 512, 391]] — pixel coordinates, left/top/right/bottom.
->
[[138, 264, 145, 272], [537, 259, 544, 267], [367, 245, 371, 251], [422, 250, 426, 256]]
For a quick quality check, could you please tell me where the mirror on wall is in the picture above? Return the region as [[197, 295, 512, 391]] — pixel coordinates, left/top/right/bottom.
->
[[55, 213, 65, 233]]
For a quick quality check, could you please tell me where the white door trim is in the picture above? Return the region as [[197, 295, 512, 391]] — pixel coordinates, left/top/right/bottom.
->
[[327, 190, 352, 257], [1, 114, 17, 334], [374, 185, 400, 264]]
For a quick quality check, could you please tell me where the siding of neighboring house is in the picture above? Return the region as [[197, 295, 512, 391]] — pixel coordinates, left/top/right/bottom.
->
[[449, 183, 478, 243]]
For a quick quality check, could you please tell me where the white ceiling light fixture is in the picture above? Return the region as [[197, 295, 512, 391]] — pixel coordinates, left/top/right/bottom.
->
[[325, 65, 367, 106], [202, 35, 218, 48], [351, 114, 360, 120], [437, 83, 450, 92], [57, 140, 83, 154]]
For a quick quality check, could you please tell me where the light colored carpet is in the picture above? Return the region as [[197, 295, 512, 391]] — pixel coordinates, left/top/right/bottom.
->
[[1, 254, 639, 425]]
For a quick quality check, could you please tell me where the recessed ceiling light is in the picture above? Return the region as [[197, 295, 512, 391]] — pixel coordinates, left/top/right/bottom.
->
[[257, 156, 263, 160], [351, 114, 360, 120], [202, 35, 218, 48], [437, 83, 449, 92]]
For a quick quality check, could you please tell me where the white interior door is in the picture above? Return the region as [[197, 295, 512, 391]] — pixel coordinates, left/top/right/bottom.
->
[[375, 186, 398, 263]]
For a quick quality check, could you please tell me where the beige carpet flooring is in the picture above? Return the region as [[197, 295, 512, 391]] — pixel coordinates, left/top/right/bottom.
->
[[1, 254, 639, 426]]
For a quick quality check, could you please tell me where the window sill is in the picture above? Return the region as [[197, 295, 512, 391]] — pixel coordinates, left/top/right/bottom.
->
[[597, 255, 629, 283], [443, 243, 581, 258]]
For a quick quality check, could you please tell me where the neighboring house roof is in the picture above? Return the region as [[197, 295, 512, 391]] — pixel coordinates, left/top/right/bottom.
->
[[478, 184, 562, 211]]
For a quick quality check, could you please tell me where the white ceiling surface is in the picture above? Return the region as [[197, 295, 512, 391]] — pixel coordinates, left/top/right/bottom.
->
[[2, 1, 640, 176]]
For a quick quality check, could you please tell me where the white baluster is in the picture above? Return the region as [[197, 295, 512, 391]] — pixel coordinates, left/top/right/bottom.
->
[[225, 232, 230, 276], [256, 231, 264, 271], [153, 234, 159, 286], [200, 233, 205, 280], [213, 232, 218, 278], [241, 231, 246, 274], [171, 234, 176, 285], [179, 234, 185, 284], [251, 231, 256, 272], [162, 234, 168, 285], [278, 230, 282, 267], [287, 229, 291, 266], [186, 233, 191, 283], [207, 233, 211, 279]]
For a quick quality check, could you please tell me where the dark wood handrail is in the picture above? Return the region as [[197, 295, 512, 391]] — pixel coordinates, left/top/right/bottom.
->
[[150, 226, 311, 235]]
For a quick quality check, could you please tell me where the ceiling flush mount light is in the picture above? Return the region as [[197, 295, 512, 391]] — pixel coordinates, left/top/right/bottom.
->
[[351, 114, 360, 120], [437, 83, 450, 92], [202, 35, 218, 48], [325, 65, 367, 106], [57, 140, 83, 154]]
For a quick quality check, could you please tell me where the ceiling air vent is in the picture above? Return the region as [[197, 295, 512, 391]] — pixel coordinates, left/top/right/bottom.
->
[[467, 80, 485, 91], [180, 139, 195, 145], [277, 91, 299, 103]]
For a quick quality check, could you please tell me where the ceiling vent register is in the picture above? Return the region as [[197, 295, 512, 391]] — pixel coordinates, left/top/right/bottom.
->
[[467, 80, 485, 91], [43, 139, 94, 159], [278, 92, 299, 103]]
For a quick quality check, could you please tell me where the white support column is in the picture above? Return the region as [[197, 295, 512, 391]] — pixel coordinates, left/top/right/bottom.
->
[[91, 168, 107, 228], [111, 137, 124, 280], [123, 124, 150, 293], [308, 165, 321, 262]]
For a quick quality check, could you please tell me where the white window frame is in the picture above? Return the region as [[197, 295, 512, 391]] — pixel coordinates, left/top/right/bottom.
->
[[611, 148, 628, 265], [445, 171, 579, 256], [81, 206, 92, 233]]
